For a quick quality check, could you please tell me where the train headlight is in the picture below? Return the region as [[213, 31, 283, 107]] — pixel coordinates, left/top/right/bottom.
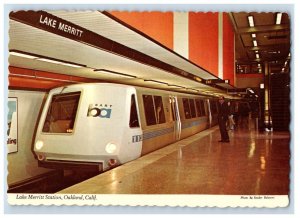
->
[[35, 140, 44, 150], [105, 143, 117, 154]]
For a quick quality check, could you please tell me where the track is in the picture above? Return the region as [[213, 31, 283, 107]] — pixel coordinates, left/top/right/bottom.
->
[[8, 170, 100, 194]]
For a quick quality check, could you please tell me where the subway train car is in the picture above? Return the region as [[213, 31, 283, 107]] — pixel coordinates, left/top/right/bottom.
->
[[34, 83, 219, 171]]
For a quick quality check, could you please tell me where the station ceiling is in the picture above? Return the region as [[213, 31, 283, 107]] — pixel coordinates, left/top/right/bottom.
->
[[229, 12, 290, 74], [9, 11, 290, 98], [8, 10, 238, 98]]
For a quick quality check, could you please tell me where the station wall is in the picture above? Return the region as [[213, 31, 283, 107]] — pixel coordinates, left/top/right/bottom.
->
[[189, 12, 219, 77], [7, 90, 53, 186], [222, 13, 235, 86], [109, 11, 174, 50], [236, 73, 264, 88], [108, 11, 235, 86]]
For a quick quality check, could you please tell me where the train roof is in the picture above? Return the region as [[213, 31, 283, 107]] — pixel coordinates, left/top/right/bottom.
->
[[49, 82, 234, 99]]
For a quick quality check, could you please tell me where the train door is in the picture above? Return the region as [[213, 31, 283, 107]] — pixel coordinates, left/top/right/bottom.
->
[[207, 99, 212, 127], [124, 94, 143, 160], [170, 96, 181, 140]]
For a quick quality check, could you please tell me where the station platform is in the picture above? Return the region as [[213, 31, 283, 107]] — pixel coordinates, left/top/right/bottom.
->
[[57, 124, 290, 195]]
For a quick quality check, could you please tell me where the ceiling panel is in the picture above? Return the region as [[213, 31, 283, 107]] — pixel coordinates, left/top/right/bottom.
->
[[9, 19, 230, 97], [231, 11, 291, 73], [49, 11, 218, 80]]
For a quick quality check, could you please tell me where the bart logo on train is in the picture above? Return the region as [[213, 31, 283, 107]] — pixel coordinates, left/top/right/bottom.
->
[[87, 104, 112, 118]]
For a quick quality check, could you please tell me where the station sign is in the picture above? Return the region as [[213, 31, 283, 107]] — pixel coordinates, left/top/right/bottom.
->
[[205, 79, 229, 85], [10, 11, 85, 41], [39, 14, 84, 38]]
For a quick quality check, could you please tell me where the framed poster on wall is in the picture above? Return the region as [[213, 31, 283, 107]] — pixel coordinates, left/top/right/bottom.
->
[[7, 97, 18, 153]]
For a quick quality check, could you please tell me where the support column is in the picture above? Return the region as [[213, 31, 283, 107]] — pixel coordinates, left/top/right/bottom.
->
[[264, 61, 273, 131], [218, 12, 223, 79], [173, 12, 189, 59]]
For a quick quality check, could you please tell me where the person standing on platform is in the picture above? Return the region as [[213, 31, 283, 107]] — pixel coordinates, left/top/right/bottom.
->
[[227, 101, 235, 130], [218, 96, 230, 143]]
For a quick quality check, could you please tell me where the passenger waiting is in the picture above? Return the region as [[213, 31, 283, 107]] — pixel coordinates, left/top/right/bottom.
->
[[227, 101, 235, 130]]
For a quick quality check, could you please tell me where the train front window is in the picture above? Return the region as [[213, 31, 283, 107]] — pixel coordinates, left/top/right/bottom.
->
[[42, 92, 81, 133]]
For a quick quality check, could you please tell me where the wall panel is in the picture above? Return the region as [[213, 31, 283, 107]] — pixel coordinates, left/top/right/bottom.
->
[[109, 11, 174, 50], [189, 12, 219, 76]]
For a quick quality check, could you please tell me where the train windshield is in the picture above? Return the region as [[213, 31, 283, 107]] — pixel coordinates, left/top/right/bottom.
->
[[42, 92, 81, 133]]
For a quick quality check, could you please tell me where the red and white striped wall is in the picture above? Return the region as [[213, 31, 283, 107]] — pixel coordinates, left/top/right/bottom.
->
[[110, 11, 235, 86]]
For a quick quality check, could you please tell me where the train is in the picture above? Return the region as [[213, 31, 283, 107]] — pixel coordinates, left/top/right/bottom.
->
[[33, 83, 222, 172]]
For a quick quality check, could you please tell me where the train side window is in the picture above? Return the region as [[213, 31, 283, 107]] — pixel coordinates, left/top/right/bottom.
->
[[182, 98, 191, 119], [210, 100, 216, 114], [216, 101, 219, 113], [213, 101, 219, 114], [200, 100, 206, 116], [195, 99, 201, 117], [142, 95, 156, 126], [154, 96, 166, 124], [129, 94, 140, 128], [189, 99, 196, 118]]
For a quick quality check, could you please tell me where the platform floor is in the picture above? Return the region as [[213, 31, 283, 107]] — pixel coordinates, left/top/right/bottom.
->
[[58, 125, 290, 195]]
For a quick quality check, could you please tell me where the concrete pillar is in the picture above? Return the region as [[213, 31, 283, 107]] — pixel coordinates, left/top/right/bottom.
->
[[264, 61, 273, 131], [218, 12, 223, 79], [173, 12, 189, 59]]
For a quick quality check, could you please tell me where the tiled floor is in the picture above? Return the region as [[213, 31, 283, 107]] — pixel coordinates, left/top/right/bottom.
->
[[58, 125, 290, 195]]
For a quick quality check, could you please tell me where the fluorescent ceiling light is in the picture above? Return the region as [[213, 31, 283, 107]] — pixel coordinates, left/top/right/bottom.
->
[[38, 58, 83, 68], [188, 88, 199, 92], [10, 51, 38, 59], [194, 77, 202, 82], [10, 50, 85, 68], [59, 62, 83, 68], [253, 40, 258, 47], [248, 16, 255, 27], [260, 83, 264, 89], [276, 13, 282, 25], [251, 33, 256, 38], [168, 84, 185, 89], [144, 79, 168, 85], [256, 54, 260, 59], [94, 69, 136, 78]]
